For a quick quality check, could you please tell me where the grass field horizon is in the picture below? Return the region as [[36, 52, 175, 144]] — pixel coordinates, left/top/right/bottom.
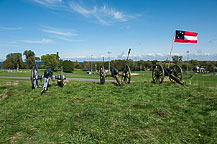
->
[[1, 69, 216, 87], [0, 69, 216, 143]]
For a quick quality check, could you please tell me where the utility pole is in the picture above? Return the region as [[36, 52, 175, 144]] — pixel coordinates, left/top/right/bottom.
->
[[57, 52, 59, 73], [108, 51, 112, 72], [90, 54, 93, 72], [187, 51, 189, 79], [134, 57, 137, 73]]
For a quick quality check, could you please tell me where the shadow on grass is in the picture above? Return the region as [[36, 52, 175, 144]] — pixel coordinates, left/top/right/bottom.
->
[[0, 86, 7, 90]]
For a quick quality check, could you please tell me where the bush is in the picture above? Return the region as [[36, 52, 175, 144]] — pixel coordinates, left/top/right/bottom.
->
[[62, 60, 74, 73]]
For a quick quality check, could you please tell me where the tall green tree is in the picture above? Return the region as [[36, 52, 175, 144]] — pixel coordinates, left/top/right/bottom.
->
[[41, 54, 62, 70], [81, 61, 90, 71], [23, 50, 35, 69], [73, 60, 80, 69], [172, 55, 183, 64], [62, 60, 74, 73], [2, 53, 24, 69], [190, 59, 199, 66]]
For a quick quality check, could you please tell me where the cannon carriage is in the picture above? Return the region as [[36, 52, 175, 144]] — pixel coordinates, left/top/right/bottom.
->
[[31, 52, 66, 95], [99, 49, 131, 86], [152, 64, 184, 85], [31, 66, 66, 95]]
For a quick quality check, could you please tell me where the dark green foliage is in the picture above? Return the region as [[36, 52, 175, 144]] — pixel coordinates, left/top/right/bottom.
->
[[62, 60, 74, 73], [23, 50, 36, 69], [23, 50, 40, 69], [41, 54, 63, 70], [172, 55, 183, 63], [111, 60, 125, 71], [2, 53, 25, 69], [85, 59, 216, 72], [81, 61, 90, 71], [73, 60, 80, 69]]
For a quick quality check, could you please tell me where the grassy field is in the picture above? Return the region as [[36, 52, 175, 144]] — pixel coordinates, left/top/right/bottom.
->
[[0, 69, 105, 80], [0, 76, 217, 143], [1, 69, 217, 87]]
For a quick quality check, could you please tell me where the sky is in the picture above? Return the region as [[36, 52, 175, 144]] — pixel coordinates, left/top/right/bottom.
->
[[0, 0, 217, 61]]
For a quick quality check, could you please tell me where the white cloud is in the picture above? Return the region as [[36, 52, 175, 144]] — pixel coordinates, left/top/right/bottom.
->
[[0, 44, 19, 47], [69, 3, 96, 16], [69, 3, 133, 25], [32, 0, 62, 7], [20, 38, 53, 44], [117, 51, 125, 59], [63, 52, 217, 61], [101, 5, 126, 22], [0, 27, 22, 30], [50, 35, 82, 42], [146, 53, 166, 57], [41, 26, 80, 42], [42, 29, 77, 36], [69, 4, 126, 21], [31, 0, 140, 25]]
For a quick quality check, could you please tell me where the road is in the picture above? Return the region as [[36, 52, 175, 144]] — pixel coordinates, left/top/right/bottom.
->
[[0, 76, 115, 82]]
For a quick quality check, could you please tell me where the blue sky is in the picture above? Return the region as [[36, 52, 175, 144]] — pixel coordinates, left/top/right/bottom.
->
[[0, 0, 217, 61]]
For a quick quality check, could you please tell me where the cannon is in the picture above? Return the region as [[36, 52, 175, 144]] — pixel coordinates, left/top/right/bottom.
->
[[100, 49, 131, 86], [31, 52, 66, 95], [31, 66, 66, 95], [152, 64, 184, 85]]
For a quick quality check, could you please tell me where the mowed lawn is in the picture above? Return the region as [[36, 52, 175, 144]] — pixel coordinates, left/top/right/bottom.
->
[[0, 78, 216, 143], [0, 69, 100, 79]]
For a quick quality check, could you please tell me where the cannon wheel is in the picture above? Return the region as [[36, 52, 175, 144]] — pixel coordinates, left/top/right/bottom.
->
[[152, 64, 165, 84], [169, 65, 183, 83], [56, 67, 64, 87], [100, 65, 105, 84], [122, 65, 131, 84], [60, 67, 64, 87], [31, 66, 38, 89]]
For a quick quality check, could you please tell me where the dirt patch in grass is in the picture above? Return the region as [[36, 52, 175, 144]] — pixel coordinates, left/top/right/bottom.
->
[[208, 86, 217, 89], [0, 94, 7, 102], [10, 132, 23, 143], [6, 81, 19, 86]]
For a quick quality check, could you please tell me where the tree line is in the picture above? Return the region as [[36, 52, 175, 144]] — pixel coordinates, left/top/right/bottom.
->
[[2, 50, 79, 73], [2, 51, 217, 73], [81, 55, 217, 72]]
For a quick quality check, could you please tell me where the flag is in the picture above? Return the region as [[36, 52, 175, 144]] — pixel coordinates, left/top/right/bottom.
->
[[174, 30, 198, 43]]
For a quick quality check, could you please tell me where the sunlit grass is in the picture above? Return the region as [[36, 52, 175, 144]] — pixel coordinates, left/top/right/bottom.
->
[[0, 79, 216, 143]]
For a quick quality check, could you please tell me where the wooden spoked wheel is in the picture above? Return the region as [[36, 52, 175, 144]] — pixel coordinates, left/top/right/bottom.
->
[[60, 67, 64, 87], [31, 66, 38, 89], [169, 65, 183, 83], [152, 64, 165, 84], [100, 65, 105, 84], [122, 65, 131, 84]]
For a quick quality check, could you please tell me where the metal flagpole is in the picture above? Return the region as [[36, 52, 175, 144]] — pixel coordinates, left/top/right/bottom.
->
[[168, 38, 174, 68], [187, 51, 189, 79]]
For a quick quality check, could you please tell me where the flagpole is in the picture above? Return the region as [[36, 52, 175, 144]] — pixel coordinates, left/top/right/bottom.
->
[[168, 37, 174, 68]]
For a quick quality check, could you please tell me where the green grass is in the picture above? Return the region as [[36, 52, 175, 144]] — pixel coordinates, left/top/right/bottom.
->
[[190, 73, 217, 88], [0, 69, 31, 77], [1, 69, 217, 88], [0, 79, 216, 143], [0, 69, 100, 79]]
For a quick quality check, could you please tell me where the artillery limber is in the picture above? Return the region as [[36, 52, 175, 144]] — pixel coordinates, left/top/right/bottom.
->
[[152, 64, 184, 85], [100, 49, 131, 86], [31, 53, 66, 95]]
